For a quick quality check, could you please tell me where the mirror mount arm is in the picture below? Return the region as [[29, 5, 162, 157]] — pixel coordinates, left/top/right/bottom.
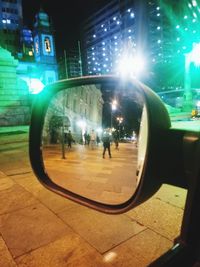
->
[[149, 131, 200, 266], [156, 129, 200, 189]]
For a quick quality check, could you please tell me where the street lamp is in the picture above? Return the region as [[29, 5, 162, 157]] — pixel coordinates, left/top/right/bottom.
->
[[116, 116, 123, 139], [111, 99, 117, 128], [183, 43, 200, 111]]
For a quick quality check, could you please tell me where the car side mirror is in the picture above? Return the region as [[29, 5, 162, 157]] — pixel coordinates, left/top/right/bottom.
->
[[29, 75, 173, 213], [29, 75, 200, 266]]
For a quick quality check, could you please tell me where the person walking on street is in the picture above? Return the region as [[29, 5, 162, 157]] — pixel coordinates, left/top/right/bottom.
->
[[67, 130, 73, 148], [90, 129, 96, 149], [102, 131, 112, 158], [113, 130, 119, 150]]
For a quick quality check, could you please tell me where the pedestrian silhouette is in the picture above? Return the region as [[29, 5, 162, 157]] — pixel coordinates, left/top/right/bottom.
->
[[112, 130, 119, 150], [102, 131, 112, 158], [67, 130, 73, 148], [90, 129, 96, 149]]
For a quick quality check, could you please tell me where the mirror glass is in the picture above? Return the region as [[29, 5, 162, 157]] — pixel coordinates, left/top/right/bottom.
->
[[42, 81, 148, 205]]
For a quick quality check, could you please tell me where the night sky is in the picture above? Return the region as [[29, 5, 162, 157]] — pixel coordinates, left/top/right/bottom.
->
[[22, 0, 110, 56]]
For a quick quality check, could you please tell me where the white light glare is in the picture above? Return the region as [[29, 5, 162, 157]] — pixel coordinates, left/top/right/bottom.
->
[[189, 43, 200, 67], [117, 54, 145, 78]]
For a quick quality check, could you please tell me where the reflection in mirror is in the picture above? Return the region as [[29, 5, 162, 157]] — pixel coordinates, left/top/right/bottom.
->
[[42, 81, 147, 205]]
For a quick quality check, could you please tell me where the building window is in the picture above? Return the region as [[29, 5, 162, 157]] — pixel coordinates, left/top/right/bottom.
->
[[44, 37, 51, 52]]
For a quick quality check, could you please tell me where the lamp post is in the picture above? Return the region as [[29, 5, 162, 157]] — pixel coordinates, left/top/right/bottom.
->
[[116, 116, 123, 139], [111, 99, 117, 129]]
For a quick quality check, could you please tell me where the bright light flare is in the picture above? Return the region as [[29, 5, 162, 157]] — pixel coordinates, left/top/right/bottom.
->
[[77, 120, 86, 130], [111, 99, 117, 110], [21, 77, 44, 94], [116, 53, 146, 78], [189, 43, 200, 67]]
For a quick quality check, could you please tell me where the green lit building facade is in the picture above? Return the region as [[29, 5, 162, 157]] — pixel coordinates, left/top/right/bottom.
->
[[0, 0, 58, 125], [0, 0, 58, 92]]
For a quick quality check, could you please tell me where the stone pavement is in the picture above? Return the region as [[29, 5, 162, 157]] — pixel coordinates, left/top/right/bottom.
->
[[0, 126, 187, 266]]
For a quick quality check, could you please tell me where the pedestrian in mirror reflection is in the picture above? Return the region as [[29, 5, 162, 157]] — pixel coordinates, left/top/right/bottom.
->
[[96, 135, 100, 146], [67, 130, 73, 148], [90, 129, 96, 149], [102, 130, 112, 158], [112, 130, 119, 150]]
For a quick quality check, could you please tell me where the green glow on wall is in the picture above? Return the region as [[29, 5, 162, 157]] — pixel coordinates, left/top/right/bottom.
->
[[21, 77, 45, 94]]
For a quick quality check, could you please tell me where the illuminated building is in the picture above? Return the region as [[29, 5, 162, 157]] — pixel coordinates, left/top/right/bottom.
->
[[0, 1, 58, 125], [42, 84, 103, 144], [81, 0, 200, 94], [0, 0, 22, 56], [0, 1, 58, 93], [58, 43, 82, 79], [81, 0, 137, 76]]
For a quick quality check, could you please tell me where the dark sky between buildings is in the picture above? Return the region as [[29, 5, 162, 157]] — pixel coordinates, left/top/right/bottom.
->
[[22, 0, 110, 56]]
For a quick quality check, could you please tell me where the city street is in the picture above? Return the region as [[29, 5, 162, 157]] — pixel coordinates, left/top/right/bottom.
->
[[43, 142, 138, 204], [0, 127, 187, 266]]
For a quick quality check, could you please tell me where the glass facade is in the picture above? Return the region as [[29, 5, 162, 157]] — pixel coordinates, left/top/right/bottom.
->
[[81, 0, 136, 75]]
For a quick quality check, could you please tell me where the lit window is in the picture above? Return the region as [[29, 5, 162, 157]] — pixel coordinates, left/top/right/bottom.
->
[[130, 13, 135, 18], [157, 39, 161, 43], [156, 7, 160, 10], [117, 21, 120, 25], [157, 13, 160, 16], [193, 12, 197, 18], [2, 19, 6, 23], [104, 28, 107, 32], [127, 9, 131, 12], [184, 15, 188, 19], [114, 36, 117, 39], [44, 37, 51, 52], [101, 24, 104, 28], [35, 40, 39, 54], [176, 25, 180, 29], [128, 29, 131, 32], [93, 34, 96, 38], [157, 26, 161, 30], [192, 0, 197, 7], [113, 17, 116, 20], [6, 19, 11, 24]]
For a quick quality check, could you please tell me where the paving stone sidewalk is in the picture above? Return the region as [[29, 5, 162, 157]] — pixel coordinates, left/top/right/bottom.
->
[[0, 126, 187, 266]]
